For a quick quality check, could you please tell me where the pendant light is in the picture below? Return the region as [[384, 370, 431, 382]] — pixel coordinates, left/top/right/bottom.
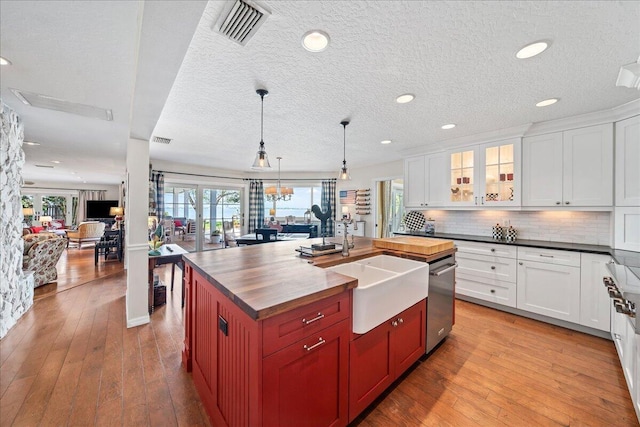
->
[[338, 120, 351, 180], [252, 89, 272, 170]]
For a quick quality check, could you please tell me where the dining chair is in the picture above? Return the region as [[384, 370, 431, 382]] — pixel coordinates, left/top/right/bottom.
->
[[255, 228, 277, 242]]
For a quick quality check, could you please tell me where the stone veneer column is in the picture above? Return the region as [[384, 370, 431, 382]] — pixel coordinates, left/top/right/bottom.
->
[[0, 101, 34, 339]]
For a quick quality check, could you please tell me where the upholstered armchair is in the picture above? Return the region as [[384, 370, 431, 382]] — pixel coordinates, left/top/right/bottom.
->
[[66, 221, 106, 248], [22, 233, 67, 288]]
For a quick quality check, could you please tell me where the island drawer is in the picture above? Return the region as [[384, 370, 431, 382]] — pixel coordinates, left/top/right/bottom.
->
[[262, 291, 351, 357]]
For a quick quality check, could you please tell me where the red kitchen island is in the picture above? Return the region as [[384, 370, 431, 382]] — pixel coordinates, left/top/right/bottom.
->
[[182, 237, 455, 427]]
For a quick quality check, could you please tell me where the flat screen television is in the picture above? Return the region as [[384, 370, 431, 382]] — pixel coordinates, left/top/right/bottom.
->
[[86, 200, 119, 220]]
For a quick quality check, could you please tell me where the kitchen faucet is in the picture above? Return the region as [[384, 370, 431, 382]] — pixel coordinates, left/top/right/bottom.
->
[[341, 218, 357, 256]]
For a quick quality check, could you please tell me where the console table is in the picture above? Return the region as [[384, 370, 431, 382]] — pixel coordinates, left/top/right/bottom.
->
[[148, 244, 189, 313]]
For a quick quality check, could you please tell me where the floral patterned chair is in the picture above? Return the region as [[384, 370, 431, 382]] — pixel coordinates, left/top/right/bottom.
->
[[22, 233, 67, 288]]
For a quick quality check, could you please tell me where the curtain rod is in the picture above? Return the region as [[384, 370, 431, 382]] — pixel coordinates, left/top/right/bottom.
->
[[152, 169, 335, 182], [22, 187, 107, 192]]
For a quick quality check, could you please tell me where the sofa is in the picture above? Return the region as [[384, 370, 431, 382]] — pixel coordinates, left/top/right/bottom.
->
[[22, 232, 67, 288], [66, 221, 106, 248]]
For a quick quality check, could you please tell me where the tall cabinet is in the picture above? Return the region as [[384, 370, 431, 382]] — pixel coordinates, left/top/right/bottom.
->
[[614, 115, 640, 251], [522, 123, 613, 207], [448, 138, 521, 207]]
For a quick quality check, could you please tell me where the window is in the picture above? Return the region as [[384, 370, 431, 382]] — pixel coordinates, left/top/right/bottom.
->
[[264, 185, 322, 220]]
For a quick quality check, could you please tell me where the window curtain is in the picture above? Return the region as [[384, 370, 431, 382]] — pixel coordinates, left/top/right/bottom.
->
[[150, 172, 165, 219], [376, 180, 392, 238], [248, 179, 264, 233], [321, 179, 336, 236], [76, 190, 105, 223]]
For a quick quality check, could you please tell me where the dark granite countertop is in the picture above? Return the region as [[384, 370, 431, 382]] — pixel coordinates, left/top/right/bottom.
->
[[393, 231, 640, 280]]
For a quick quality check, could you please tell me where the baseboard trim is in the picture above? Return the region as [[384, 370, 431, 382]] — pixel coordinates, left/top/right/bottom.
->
[[456, 295, 611, 340], [126, 314, 150, 328]]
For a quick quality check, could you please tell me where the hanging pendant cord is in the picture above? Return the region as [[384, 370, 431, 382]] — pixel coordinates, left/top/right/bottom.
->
[[260, 92, 264, 144]]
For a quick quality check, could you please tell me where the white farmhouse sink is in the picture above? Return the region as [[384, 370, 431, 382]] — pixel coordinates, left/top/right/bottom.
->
[[328, 255, 429, 334]]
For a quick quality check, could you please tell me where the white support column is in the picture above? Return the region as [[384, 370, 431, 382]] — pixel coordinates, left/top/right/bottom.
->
[[125, 137, 150, 327]]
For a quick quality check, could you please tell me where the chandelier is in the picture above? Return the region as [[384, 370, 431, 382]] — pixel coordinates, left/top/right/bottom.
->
[[265, 157, 293, 202]]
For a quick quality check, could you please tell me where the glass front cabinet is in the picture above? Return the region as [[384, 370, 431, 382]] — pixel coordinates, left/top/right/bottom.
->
[[448, 138, 521, 207]]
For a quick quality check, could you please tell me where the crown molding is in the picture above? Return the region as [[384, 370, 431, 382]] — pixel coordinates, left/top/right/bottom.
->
[[525, 99, 640, 137], [400, 123, 532, 158], [400, 99, 640, 159]]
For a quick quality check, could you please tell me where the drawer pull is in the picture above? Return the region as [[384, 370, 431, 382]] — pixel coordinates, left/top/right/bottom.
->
[[490, 248, 496, 252], [302, 313, 325, 325], [490, 266, 496, 270], [303, 337, 325, 351], [391, 320, 398, 327], [397, 317, 404, 324], [539, 254, 554, 258], [490, 289, 496, 294]]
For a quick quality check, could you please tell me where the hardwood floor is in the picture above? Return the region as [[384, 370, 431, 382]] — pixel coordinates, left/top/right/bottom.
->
[[2, 248, 637, 426]]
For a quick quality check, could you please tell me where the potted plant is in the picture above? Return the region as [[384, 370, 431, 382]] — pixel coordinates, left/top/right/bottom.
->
[[210, 228, 222, 244]]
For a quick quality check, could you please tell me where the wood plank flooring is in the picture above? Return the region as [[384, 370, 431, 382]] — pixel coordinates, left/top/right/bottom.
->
[[2, 248, 637, 426]]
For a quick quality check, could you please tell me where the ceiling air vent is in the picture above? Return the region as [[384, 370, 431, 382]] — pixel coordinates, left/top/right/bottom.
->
[[152, 136, 172, 144], [10, 88, 113, 121], [214, 0, 270, 46]]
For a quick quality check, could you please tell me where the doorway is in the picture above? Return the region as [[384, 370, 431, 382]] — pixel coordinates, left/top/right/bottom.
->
[[374, 178, 404, 238]]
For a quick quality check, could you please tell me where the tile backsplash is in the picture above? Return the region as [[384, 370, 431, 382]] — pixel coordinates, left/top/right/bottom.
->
[[419, 210, 611, 246]]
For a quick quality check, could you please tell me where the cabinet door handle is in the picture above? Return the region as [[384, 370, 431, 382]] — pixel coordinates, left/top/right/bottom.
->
[[490, 248, 496, 252], [519, 262, 523, 265], [481, 196, 484, 205], [565, 201, 570, 205], [397, 317, 404, 324], [475, 196, 478, 205], [303, 337, 325, 351], [490, 289, 496, 294], [302, 312, 325, 325], [539, 254, 554, 258], [556, 201, 561, 205], [391, 320, 398, 327], [490, 266, 496, 270]]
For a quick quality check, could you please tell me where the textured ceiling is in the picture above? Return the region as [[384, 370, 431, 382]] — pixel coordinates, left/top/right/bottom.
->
[[2, 1, 639, 185]]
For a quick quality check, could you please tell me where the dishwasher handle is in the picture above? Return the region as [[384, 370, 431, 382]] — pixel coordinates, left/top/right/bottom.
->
[[430, 262, 458, 276]]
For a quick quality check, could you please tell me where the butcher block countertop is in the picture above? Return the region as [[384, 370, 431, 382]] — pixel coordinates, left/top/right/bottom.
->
[[183, 236, 455, 321]]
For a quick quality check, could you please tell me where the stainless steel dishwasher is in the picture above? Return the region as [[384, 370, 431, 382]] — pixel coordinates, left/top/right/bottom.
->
[[426, 255, 457, 354]]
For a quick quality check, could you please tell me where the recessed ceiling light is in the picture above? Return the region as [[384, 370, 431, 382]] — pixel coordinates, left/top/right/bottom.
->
[[302, 30, 330, 52], [381, 140, 392, 144], [24, 141, 41, 146], [516, 41, 549, 59], [0, 56, 12, 66], [51, 160, 61, 164], [396, 94, 415, 104], [536, 98, 559, 107], [441, 123, 456, 130]]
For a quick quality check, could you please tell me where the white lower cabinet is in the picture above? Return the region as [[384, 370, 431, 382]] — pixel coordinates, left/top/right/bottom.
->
[[516, 249, 581, 323], [579, 253, 611, 332], [611, 308, 638, 418], [454, 240, 517, 308]]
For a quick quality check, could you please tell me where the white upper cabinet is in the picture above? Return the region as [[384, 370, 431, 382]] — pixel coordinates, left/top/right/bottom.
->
[[523, 123, 613, 207], [404, 152, 446, 208], [448, 138, 521, 207], [615, 115, 640, 206]]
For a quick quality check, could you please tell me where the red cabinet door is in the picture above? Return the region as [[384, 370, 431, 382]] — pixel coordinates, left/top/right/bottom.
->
[[391, 300, 426, 375], [348, 322, 393, 422], [348, 300, 427, 422], [263, 319, 350, 427]]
